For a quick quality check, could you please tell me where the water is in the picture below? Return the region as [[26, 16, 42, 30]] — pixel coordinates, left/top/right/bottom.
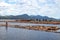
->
[[0, 22, 60, 27], [0, 26, 60, 40], [0, 19, 60, 27], [0, 19, 60, 40]]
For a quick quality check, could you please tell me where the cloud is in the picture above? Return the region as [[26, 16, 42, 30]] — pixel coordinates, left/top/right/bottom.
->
[[0, 0, 60, 18], [0, 2, 11, 6]]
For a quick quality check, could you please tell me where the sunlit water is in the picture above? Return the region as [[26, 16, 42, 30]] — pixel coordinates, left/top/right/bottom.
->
[[0, 26, 60, 40]]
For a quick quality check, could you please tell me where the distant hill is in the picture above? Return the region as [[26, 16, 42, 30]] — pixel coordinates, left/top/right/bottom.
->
[[0, 14, 58, 21]]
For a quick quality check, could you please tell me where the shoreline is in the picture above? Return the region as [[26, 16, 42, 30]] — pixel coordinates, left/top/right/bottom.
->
[[0, 23, 59, 32], [0, 19, 60, 24], [16, 20, 60, 24]]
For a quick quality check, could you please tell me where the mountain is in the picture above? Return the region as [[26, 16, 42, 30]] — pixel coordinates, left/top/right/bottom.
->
[[0, 14, 58, 21]]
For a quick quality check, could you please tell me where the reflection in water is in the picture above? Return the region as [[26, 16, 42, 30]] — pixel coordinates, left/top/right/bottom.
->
[[0, 26, 60, 40], [5, 26, 8, 32]]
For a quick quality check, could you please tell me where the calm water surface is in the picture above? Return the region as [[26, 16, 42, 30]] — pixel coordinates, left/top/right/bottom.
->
[[0, 22, 60, 27], [0, 26, 60, 40], [0, 19, 60, 40]]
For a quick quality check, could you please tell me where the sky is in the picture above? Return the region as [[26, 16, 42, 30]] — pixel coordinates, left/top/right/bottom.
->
[[0, 0, 60, 19]]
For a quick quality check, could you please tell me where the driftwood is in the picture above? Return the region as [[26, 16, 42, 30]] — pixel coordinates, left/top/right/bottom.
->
[[14, 25, 59, 32]]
